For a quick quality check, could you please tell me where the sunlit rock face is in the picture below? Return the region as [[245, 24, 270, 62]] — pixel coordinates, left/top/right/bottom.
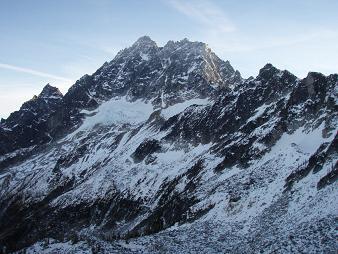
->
[[0, 37, 337, 253]]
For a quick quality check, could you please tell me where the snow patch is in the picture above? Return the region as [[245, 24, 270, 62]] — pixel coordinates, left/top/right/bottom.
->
[[161, 98, 210, 119], [75, 97, 153, 132], [140, 52, 150, 61], [247, 103, 271, 122]]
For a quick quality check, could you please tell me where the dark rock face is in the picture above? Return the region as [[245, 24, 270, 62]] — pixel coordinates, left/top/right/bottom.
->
[[0, 36, 337, 253], [64, 36, 240, 112], [132, 139, 161, 163], [0, 84, 64, 155], [317, 163, 338, 189]]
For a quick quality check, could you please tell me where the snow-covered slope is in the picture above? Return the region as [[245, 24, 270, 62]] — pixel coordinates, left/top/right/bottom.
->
[[0, 37, 337, 253]]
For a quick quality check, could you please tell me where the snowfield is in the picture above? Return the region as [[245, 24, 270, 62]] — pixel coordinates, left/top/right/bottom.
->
[[79, 97, 154, 129]]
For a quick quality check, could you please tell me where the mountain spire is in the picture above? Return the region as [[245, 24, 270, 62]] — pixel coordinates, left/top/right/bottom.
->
[[38, 83, 63, 99]]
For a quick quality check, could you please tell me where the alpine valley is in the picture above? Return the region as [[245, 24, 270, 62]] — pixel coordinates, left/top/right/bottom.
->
[[0, 36, 337, 253]]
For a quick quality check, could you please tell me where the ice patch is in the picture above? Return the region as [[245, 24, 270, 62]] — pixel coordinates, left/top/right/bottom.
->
[[76, 97, 153, 132], [161, 98, 210, 119]]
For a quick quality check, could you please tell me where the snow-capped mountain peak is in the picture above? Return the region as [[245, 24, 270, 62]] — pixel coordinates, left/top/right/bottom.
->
[[132, 35, 157, 47], [0, 37, 337, 253]]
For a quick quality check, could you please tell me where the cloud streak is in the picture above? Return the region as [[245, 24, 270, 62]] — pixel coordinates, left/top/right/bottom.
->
[[0, 62, 72, 82], [207, 29, 338, 53], [168, 0, 236, 33], [168, 0, 338, 56]]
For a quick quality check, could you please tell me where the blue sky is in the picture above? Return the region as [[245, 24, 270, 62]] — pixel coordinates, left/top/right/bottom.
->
[[1, 0, 337, 118]]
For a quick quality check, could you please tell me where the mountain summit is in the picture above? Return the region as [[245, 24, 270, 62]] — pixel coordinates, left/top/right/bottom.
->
[[132, 35, 157, 47], [0, 37, 337, 253], [38, 83, 63, 99]]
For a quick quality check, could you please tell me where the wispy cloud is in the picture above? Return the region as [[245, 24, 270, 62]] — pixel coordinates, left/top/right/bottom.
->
[[208, 29, 338, 53], [168, 0, 236, 33], [167, 0, 338, 57], [0, 62, 72, 82]]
